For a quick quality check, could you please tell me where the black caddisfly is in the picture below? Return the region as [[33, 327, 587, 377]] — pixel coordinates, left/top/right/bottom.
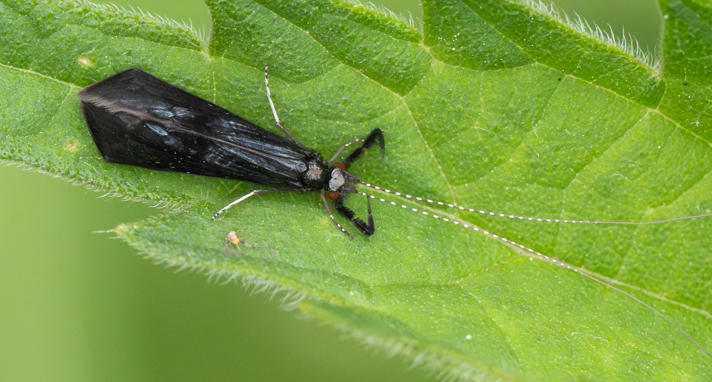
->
[[78, 67, 384, 237], [77, 66, 712, 238]]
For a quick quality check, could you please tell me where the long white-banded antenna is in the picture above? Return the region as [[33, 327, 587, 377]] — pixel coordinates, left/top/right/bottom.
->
[[360, 182, 712, 225], [358, 191, 712, 360]]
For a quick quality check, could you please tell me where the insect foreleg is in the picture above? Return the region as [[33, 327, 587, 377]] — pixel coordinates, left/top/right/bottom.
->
[[320, 192, 355, 238], [334, 194, 375, 236]]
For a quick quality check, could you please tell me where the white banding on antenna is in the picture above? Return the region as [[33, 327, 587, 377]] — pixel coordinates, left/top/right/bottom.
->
[[360, 182, 712, 225], [358, 190, 712, 360]]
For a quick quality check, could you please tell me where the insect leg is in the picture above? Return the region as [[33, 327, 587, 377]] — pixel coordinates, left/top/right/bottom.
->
[[264, 64, 297, 142], [320, 193, 354, 238], [328, 137, 363, 165], [212, 189, 274, 220], [333, 194, 375, 236], [342, 128, 385, 169]]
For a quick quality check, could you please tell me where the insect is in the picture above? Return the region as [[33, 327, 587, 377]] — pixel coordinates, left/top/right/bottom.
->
[[224, 230, 241, 249], [78, 66, 712, 359], [78, 66, 384, 238]]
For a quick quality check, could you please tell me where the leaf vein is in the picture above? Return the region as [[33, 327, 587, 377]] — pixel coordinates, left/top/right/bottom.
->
[[0, 62, 79, 89]]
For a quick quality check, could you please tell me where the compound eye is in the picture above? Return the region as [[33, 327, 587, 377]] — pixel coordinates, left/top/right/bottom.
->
[[333, 162, 346, 170], [325, 190, 340, 200]]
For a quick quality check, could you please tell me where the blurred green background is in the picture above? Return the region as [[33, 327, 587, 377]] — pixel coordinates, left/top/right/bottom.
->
[[0, 1, 660, 381]]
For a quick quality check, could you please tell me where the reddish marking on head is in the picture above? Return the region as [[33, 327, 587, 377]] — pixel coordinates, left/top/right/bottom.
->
[[325, 191, 340, 200], [333, 162, 346, 170]]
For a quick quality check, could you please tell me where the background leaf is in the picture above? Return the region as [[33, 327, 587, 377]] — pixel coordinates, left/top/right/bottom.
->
[[1, 0, 711, 380]]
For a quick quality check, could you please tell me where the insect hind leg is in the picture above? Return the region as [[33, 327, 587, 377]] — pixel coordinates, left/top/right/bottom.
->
[[341, 128, 385, 169], [333, 193, 375, 236], [264, 64, 297, 142], [212, 189, 274, 220]]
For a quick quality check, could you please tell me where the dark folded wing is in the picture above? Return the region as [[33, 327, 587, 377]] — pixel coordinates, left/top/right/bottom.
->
[[78, 68, 318, 190]]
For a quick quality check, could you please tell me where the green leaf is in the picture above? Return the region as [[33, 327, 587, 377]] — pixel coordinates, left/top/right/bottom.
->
[[1, 0, 711, 379]]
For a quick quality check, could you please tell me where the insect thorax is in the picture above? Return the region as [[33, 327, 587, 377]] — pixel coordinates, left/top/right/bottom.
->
[[302, 157, 330, 190]]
